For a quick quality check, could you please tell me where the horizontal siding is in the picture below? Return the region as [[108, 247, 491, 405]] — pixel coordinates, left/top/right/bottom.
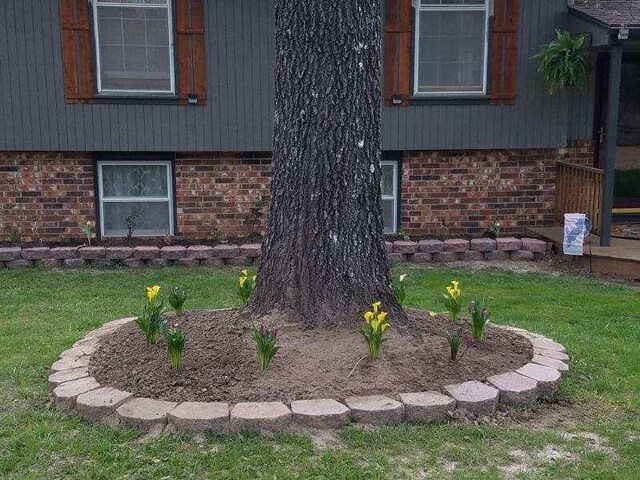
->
[[0, 0, 593, 153]]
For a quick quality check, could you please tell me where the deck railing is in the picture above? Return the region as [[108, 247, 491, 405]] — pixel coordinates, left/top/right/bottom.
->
[[554, 162, 604, 235]]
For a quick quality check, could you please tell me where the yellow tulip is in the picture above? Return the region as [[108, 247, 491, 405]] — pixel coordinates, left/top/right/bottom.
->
[[241, 269, 248, 277], [378, 311, 388, 322], [451, 280, 459, 289], [239, 277, 246, 287], [372, 301, 381, 313], [364, 311, 374, 323], [146, 285, 161, 302]]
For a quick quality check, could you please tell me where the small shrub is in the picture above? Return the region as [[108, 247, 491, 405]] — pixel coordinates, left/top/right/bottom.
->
[[165, 324, 186, 370], [167, 287, 187, 316], [443, 280, 463, 321], [81, 220, 95, 246], [236, 270, 256, 304], [124, 212, 139, 239], [535, 30, 590, 95], [393, 274, 408, 306], [468, 298, 490, 342], [360, 301, 391, 360], [250, 324, 280, 371]]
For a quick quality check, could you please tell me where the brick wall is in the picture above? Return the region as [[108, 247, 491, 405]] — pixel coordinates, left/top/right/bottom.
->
[[0, 152, 95, 241], [0, 143, 594, 242], [400, 142, 595, 237], [174, 153, 272, 238]]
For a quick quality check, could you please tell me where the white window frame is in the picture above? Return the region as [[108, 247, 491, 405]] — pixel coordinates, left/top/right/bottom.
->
[[92, 0, 176, 95], [381, 160, 399, 234], [97, 160, 175, 237], [413, 0, 492, 97]]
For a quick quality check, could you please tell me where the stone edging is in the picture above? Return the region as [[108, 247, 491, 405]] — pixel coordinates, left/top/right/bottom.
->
[[3, 237, 551, 270], [49, 315, 569, 434]]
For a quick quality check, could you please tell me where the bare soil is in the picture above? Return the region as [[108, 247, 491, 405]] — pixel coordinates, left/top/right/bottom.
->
[[90, 309, 532, 403]]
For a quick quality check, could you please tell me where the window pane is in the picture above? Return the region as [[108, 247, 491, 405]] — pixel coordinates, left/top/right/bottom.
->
[[418, 10, 486, 92], [381, 164, 395, 196], [97, 4, 172, 92], [103, 201, 170, 236], [382, 199, 396, 233], [102, 164, 168, 198]]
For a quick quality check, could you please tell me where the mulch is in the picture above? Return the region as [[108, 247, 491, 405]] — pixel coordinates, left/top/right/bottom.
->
[[89, 309, 532, 404]]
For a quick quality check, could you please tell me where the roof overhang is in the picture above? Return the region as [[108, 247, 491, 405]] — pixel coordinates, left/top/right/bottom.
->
[[568, 5, 640, 49]]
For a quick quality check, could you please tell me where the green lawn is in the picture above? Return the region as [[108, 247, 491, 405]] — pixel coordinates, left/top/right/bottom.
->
[[0, 265, 638, 479]]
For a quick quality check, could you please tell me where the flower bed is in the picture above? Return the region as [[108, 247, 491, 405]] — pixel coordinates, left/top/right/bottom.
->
[[49, 310, 569, 434], [0, 237, 551, 269]]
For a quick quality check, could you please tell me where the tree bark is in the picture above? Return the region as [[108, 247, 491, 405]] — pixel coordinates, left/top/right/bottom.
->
[[247, 0, 405, 328]]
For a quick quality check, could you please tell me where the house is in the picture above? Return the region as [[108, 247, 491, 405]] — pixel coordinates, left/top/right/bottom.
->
[[0, 0, 637, 244]]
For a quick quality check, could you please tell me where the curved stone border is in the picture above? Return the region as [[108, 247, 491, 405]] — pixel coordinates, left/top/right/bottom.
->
[[2, 237, 551, 270], [50, 315, 569, 434]]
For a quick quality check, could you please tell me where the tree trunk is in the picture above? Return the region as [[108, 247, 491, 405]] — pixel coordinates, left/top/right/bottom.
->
[[247, 0, 405, 328]]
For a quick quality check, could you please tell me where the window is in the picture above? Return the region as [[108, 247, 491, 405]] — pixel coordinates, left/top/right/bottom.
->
[[92, 0, 175, 94], [381, 161, 399, 234], [97, 160, 174, 236], [414, 0, 490, 95]]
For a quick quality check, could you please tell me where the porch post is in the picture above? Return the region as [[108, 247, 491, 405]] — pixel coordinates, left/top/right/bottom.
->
[[600, 44, 623, 247]]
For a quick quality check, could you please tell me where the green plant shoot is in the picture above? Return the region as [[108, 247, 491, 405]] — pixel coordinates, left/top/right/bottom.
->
[[360, 302, 391, 361], [236, 270, 256, 304], [393, 274, 408, 307], [165, 325, 186, 370], [250, 324, 280, 371], [468, 298, 490, 342], [168, 286, 187, 316], [135, 285, 165, 345], [443, 280, 462, 321]]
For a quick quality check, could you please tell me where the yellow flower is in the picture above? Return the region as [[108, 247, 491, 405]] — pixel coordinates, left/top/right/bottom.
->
[[399, 274, 407, 283], [239, 277, 247, 288], [146, 285, 161, 302], [378, 311, 388, 322], [364, 311, 374, 323], [252, 275, 257, 283], [381, 322, 390, 332], [446, 281, 461, 299], [372, 301, 381, 313], [241, 269, 248, 277]]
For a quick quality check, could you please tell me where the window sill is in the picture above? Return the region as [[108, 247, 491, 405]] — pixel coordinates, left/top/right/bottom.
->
[[408, 95, 491, 106], [92, 94, 180, 105]]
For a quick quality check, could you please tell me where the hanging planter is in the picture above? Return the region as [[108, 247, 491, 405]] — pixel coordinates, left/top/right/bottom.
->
[[535, 30, 591, 95]]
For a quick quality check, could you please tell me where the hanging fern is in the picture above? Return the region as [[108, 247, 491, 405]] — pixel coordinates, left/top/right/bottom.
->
[[535, 30, 591, 95]]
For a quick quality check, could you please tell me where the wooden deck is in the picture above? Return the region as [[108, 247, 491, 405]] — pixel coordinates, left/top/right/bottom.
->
[[529, 227, 640, 280]]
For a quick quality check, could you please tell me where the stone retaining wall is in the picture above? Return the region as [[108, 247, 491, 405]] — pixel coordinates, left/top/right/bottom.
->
[[49, 315, 569, 434], [0, 237, 551, 269]]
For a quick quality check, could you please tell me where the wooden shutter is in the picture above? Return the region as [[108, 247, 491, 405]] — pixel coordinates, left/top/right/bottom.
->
[[384, 0, 412, 106], [176, 0, 207, 105], [59, 0, 93, 103], [490, 0, 520, 106]]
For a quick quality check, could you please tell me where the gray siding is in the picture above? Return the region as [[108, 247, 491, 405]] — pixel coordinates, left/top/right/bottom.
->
[[0, 0, 593, 153]]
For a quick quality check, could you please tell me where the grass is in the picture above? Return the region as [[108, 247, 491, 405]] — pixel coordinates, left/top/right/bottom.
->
[[0, 264, 639, 479]]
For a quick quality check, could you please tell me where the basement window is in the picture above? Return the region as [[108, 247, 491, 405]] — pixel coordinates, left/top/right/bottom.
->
[[93, 0, 175, 94], [381, 160, 399, 234], [97, 160, 174, 236]]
